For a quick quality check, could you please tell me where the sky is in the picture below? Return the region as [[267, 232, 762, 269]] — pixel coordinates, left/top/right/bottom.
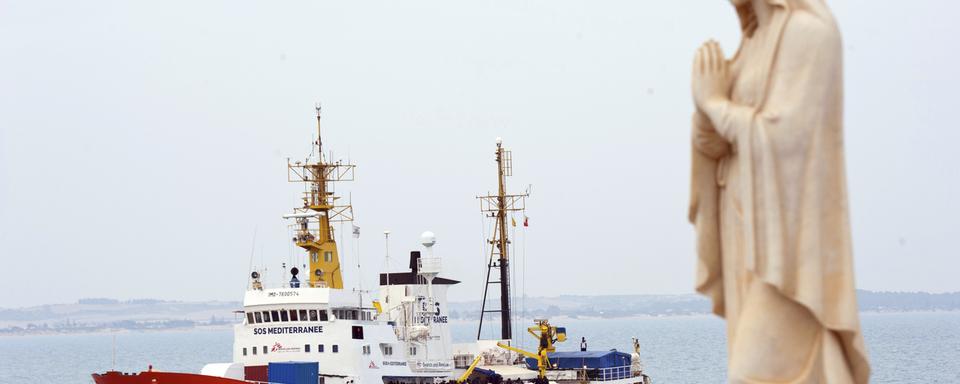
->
[[1, 1, 958, 308]]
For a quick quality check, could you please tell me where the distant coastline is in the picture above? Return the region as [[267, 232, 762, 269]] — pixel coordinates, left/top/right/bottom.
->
[[2, 290, 958, 337]]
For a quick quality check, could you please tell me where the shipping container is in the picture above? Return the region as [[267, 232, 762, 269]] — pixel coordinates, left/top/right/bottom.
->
[[244, 365, 268, 382], [268, 361, 319, 384]]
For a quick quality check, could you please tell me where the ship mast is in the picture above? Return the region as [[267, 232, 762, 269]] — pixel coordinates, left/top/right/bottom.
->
[[286, 105, 355, 289], [477, 138, 528, 340]]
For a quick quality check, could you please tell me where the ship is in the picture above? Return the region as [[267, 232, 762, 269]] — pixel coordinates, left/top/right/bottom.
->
[[93, 106, 459, 384], [92, 110, 652, 384], [449, 138, 653, 384]]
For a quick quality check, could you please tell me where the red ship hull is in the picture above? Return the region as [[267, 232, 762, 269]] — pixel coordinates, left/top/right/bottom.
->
[[92, 371, 250, 384]]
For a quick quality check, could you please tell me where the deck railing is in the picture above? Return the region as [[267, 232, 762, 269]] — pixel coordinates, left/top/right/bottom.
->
[[586, 365, 632, 381]]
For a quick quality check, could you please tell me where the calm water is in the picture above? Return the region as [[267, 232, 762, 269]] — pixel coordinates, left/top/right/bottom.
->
[[2, 312, 958, 383]]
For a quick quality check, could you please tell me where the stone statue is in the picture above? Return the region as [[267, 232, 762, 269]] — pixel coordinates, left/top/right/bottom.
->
[[688, 0, 870, 382]]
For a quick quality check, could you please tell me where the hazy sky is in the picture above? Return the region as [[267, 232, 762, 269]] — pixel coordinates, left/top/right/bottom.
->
[[1, 1, 958, 308]]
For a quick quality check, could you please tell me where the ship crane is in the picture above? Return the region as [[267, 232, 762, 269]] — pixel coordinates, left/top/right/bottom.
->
[[496, 319, 567, 384]]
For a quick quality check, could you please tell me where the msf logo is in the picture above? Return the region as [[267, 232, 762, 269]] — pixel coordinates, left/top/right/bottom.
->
[[369, 361, 380, 369], [271, 342, 283, 352]]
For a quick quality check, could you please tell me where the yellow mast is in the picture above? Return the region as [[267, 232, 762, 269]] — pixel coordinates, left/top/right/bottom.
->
[[287, 105, 355, 289]]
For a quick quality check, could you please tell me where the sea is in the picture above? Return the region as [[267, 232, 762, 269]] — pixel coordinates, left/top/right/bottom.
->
[[2, 311, 958, 384]]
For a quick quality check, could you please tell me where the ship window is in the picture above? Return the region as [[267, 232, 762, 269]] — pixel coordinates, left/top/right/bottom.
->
[[309, 310, 318, 321], [280, 310, 289, 322], [352, 325, 364, 340], [252, 346, 257, 355], [381, 344, 393, 356], [243, 347, 247, 356], [254, 312, 263, 323], [263, 346, 268, 354], [332, 344, 339, 353], [305, 344, 311, 353], [324, 251, 333, 262], [362, 345, 371, 355], [318, 344, 324, 353], [289, 310, 299, 321], [455, 354, 474, 369], [246, 313, 255, 324], [299, 309, 308, 321], [319, 310, 329, 321], [262, 311, 272, 323], [337, 309, 355, 320], [409, 346, 417, 356], [271, 311, 280, 322], [312, 252, 319, 263]]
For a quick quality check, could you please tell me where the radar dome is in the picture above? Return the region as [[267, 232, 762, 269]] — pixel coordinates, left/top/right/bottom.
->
[[420, 231, 436, 247]]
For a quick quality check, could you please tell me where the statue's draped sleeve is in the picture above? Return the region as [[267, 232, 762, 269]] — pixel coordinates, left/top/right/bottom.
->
[[690, 118, 724, 317], [691, 11, 870, 383]]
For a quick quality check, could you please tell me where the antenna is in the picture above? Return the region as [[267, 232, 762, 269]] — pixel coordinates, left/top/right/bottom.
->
[[354, 221, 363, 308], [315, 102, 323, 155], [383, 230, 391, 293], [246, 228, 258, 291]]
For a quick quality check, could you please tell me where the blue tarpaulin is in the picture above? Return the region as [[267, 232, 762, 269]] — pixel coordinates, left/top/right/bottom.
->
[[524, 350, 633, 370], [473, 367, 502, 378]]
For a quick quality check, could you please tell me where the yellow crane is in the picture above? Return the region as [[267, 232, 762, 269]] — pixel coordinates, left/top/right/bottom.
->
[[497, 319, 567, 382]]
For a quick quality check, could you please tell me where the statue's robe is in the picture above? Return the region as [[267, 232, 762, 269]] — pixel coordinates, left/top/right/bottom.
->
[[689, 3, 870, 383]]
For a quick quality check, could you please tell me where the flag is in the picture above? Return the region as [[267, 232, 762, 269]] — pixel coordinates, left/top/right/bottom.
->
[[511, 217, 517, 227], [352, 225, 360, 238], [523, 216, 529, 227]]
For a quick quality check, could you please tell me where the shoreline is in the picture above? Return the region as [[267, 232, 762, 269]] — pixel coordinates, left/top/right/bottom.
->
[[0, 323, 234, 338], [4, 310, 958, 338]]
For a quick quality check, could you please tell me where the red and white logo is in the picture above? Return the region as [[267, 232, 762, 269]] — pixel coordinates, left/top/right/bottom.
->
[[369, 361, 380, 369]]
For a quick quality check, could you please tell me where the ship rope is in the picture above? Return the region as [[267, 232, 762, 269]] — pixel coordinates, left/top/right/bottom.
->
[[355, 228, 362, 303], [478, 209, 490, 339], [338, 218, 345, 291], [521, 213, 527, 349], [510, 216, 517, 343], [288, 220, 296, 284]]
